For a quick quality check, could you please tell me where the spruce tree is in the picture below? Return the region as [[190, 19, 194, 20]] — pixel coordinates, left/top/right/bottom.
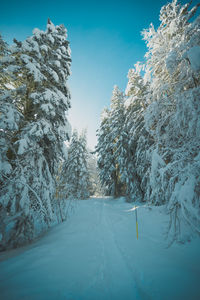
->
[[64, 130, 90, 199], [0, 33, 10, 89], [0, 20, 72, 249], [143, 0, 200, 240], [96, 108, 113, 195], [96, 86, 125, 197], [87, 152, 103, 196], [78, 131, 91, 199], [109, 86, 126, 197], [120, 66, 149, 201]]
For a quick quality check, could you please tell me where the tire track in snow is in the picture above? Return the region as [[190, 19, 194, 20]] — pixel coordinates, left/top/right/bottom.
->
[[81, 198, 137, 299], [104, 201, 152, 300], [80, 199, 110, 299], [97, 200, 142, 299]]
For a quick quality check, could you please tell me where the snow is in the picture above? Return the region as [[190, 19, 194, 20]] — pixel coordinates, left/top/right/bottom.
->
[[33, 28, 42, 37], [0, 55, 13, 63], [165, 50, 178, 74], [41, 45, 48, 52], [7, 65, 20, 73], [41, 103, 55, 116], [54, 60, 61, 67], [50, 69, 59, 82], [100, 109, 109, 120], [17, 138, 28, 155], [0, 197, 199, 300], [22, 40, 40, 54], [47, 23, 56, 33], [47, 35, 55, 44], [0, 161, 12, 174], [20, 54, 44, 82], [4, 83, 15, 90], [187, 46, 200, 71], [124, 95, 137, 108], [61, 46, 66, 53]]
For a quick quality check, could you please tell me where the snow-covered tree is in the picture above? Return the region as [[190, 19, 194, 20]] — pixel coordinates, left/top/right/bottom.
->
[[120, 65, 150, 201], [96, 0, 199, 242], [64, 130, 90, 199], [96, 79, 149, 201], [0, 34, 25, 249], [87, 152, 103, 196], [10, 18, 71, 171], [96, 108, 112, 195], [142, 0, 200, 241], [0, 34, 7, 54], [0, 33, 9, 89], [109, 86, 126, 197], [0, 20, 72, 249], [96, 86, 125, 197]]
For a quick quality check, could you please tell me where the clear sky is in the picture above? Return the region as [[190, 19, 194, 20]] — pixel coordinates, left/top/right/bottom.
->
[[0, 0, 197, 149]]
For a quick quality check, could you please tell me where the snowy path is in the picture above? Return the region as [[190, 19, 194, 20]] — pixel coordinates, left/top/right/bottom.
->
[[0, 197, 200, 300]]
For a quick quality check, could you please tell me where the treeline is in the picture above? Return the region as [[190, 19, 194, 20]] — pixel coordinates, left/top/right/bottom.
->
[[0, 20, 92, 250], [96, 0, 200, 242]]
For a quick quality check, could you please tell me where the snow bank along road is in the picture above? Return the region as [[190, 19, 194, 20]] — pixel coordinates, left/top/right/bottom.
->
[[0, 197, 200, 300]]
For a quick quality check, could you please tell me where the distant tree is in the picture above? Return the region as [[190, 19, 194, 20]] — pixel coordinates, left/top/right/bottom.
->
[[120, 65, 149, 201], [96, 86, 125, 197], [96, 108, 112, 195], [87, 152, 103, 196], [64, 130, 90, 199]]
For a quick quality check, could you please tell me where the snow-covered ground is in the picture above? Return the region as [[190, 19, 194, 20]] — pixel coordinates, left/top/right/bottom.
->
[[0, 197, 200, 300]]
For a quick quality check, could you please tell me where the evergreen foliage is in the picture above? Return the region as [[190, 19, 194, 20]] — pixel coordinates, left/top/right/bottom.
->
[[142, 0, 200, 241], [87, 151, 101, 196], [96, 86, 125, 197], [0, 20, 72, 249], [96, 0, 200, 242], [0, 0, 199, 248], [63, 130, 91, 199], [121, 66, 149, 201]]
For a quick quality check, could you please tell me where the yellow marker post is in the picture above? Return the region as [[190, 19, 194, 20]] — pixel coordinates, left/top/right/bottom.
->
[[135, 207, 138, 240]]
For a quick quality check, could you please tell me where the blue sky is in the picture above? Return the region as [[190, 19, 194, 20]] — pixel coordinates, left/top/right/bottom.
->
[[0, 0, 197, 149]]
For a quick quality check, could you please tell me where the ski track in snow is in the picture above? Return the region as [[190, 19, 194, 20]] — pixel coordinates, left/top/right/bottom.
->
[[0, 197, 200, 300]]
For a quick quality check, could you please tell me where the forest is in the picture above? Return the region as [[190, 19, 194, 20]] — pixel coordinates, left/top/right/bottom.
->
[[0, 0, 200, 252]]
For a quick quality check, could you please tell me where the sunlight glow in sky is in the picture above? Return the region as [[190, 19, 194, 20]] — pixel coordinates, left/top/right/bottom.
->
[[1, 0, 197, 149]]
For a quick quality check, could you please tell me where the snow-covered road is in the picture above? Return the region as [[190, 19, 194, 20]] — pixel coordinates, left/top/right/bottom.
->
[[0, 197, 200, 300]]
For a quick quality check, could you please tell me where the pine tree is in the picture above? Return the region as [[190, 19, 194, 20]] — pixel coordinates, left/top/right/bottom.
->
[[0, 33, 7, 54], [64, 130, 90, 199], [10, 19, 71, 171], [78, 131, 91, 199], [120, 65, 149, 201], [109, 86, 126, 197], [96, 86, 125, 197], [96, 108, 112, 195], [0, 34, 24, 249], [0, 33, 10, 89], [87, 152, 103, 196], [0, 20, 72, 249], [143, 0, 200, 241]]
